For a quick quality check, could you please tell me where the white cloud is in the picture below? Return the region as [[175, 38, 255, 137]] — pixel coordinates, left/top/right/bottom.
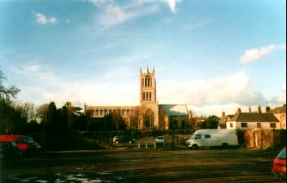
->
[[165, 0, 181, 13], [157, 70, 268, 107], [271, 84, 286, 104], [88, 0, 181, 29], [10, 63, 65, 89], [96, 3, 159, 28], [239, 44, 286, 64], [35, 13, 58, 24]]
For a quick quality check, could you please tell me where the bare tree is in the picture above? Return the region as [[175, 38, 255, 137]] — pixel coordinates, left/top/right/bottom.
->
[[37, 104, 49, 123], [0, 70, 20, 100], [130, 106, 147, 129], [19, 102, 39, 123], [159, 107, 166, 130]]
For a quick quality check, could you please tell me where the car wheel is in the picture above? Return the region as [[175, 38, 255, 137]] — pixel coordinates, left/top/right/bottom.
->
[[191, 144, 198, 150], [18, 150, 23, 158], [222, 143, 228, 149]]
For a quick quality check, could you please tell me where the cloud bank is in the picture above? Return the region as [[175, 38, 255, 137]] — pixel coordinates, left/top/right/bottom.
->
[[239, 44, 286, 64], [10, 62, 285, 116]]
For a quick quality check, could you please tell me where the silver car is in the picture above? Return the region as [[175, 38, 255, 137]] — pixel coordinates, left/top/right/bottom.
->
[[155, 136, 164, 144]]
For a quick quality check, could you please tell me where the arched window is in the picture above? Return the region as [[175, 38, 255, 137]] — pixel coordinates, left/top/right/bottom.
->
[[144, 109, 154, 129], [122, 110, 127, 116]]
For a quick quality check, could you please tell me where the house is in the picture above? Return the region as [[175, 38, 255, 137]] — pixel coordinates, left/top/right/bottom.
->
[[268, 104, 286, 129], [218, 111, 234, 129], [226, 106, 280, 130]]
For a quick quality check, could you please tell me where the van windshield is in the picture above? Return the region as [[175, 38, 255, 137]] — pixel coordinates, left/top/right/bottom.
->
[[191, 134, 196, 139]]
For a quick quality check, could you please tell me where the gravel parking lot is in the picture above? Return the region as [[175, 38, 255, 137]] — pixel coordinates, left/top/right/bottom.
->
[[0, 147, 284, 183]]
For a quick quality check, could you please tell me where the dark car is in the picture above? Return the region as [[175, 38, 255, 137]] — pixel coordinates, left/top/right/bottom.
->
[[113, 136, 134, 144], [271, 147, 286, 180], [0, 141, 21, 159]]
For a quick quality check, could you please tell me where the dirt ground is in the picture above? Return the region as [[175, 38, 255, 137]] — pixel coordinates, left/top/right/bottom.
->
[[0, 147, 285, 183]]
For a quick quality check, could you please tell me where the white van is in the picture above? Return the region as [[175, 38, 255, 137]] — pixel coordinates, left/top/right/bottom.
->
[[185, 129, 239, 149]]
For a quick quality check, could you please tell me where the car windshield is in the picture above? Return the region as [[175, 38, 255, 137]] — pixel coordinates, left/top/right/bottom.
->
[[157, 136, 163, 139], [277, 147, 286, 159], [25, 137, 35, 143], [191, 134, 196, 139]]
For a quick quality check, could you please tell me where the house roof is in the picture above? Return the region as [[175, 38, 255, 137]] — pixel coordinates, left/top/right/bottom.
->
[[268, 105, 286, 114], [219, 115, 234, 124], [228, 112, 279, 122], [159, 104, 187, 116]]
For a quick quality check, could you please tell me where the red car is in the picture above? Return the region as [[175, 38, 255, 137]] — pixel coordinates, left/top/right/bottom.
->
[[272, 147, 286, 180], [0, 135, 41, 157]]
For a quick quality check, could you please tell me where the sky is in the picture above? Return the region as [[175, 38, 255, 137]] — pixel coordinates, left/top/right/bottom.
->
[[0, 0, 286, 117]]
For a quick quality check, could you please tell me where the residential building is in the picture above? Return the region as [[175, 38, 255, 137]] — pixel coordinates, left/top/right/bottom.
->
[[226, 106, 280, 130], [218, 111, 234, 129], [268, 104, 286, 129]]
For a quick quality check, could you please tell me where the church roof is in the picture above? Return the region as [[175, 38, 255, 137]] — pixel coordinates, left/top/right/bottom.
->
[[159, 104, 188, 116]]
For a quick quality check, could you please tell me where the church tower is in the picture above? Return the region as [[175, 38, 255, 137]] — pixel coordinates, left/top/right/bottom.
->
[[139, 63, 159, 129], [140, 64, 156, 105]]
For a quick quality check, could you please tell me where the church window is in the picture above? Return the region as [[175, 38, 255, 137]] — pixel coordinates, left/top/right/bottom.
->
[[122, 110, 127, 116], [96, 110, 99, 116], [100, 110, 103, 116], [127, 110, 130, 116]]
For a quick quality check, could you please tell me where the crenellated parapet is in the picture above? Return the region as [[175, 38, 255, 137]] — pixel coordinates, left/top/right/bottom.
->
[[85, 105, 139, 118]]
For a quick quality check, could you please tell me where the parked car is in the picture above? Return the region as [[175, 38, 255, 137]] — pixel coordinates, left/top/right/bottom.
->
[[271, 147, 286, 180], [0, 135, 41, 156], [0, 141, 21, 159], [155, 136, 164, 144], [113, 136, 134, 144]]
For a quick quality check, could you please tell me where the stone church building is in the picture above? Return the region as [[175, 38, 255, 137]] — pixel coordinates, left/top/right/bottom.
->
[[84, 65, 189, 130]]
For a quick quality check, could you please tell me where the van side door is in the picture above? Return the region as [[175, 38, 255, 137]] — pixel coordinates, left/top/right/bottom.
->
[[203, 134, 212, 147]]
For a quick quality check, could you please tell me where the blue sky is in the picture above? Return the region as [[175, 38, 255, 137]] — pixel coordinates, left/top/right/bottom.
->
[[0, 0, 286, 116]]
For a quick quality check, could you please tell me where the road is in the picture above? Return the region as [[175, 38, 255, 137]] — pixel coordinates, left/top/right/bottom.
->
[[0, 148, 284, 183]]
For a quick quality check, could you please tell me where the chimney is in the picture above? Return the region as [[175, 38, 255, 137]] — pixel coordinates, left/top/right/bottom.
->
[[237, 108, 241, 114], [248, 106, 251, 113], [258, 105, 261, 113], [222, 111, 225, 117]]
